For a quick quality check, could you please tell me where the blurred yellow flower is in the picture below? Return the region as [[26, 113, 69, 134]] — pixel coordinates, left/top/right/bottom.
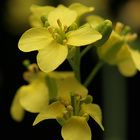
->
[[10, 70, 49, 121], [97, 22, 139, 76], [29, 3, 94, 28]]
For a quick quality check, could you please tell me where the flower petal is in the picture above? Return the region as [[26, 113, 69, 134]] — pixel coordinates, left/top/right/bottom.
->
[[86, 15, 104, 28], [48, 5, 77, 28], [29, 4, 55, 27], [19, 80, 49, 113], [37, 41, 68, 73], [10, 88, 25, 122], [118, 59, 137, 76], [62, 116, 91, 140], [81, 103, 104, 130], [67, 25, 102, 46], [48, 71, 74, 79], [48, 71, 88, 104], [69, 3, 94, 17], [18, 27, 53, 52], [116, 44, 137, 76], [33, 101, 66, 125], [129, 47, 140, 71]]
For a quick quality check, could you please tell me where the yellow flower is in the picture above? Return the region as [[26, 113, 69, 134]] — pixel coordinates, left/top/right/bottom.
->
[[10, 66, 87, 122], [29, 4, 55, 27], [33, 94, 104, 140], [10, 64, 49, 121], [97, 22, 139, 76], [29, 3, 94, 28], [18, 5, 102, 73], [32, 72, 103, 140]]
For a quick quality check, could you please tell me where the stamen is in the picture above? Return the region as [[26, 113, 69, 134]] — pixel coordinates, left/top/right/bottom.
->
[[82, 113, 89, 121], [57, 19, 63, 30], [125, 33, 137, 42], [63, 111, 69, 120], [64, 25, 68, 32], [41, 16, 48, 24], [122, 25, 131, 35], [47, 26, 54, 34], [66, 105, 73, 117], [28, 63, 39, 73], [66, 105, 73, 112], [63, 39, 67, 45], [115, 22, 124, 33]]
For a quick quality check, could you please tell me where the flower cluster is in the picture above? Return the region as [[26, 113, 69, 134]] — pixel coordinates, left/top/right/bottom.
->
[[10, 2, 139, 140]]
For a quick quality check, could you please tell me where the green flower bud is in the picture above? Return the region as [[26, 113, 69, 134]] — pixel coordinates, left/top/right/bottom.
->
[[94, 20, 112, 47]]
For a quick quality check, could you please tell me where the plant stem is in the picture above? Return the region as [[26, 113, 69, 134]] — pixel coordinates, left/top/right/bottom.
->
[[84, 61, 104, 87], [67, 48, 81, 82], [80, 44, 94, 58]]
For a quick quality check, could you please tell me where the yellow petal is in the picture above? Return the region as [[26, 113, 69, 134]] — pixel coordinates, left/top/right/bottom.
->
[[29, 4, 55, 27], [19, 80, 49, 113], [48, 5, 77, 28], [33, 101, 66, 125], [81, 103, 104, 131], [37, 41, 68, 73], [129, 47, 140, 71], [18, 27, 53, 52], [86, 15, 104, 28], [62, 116, 91, 140], [115, 44, 137, 76], [67, 25, 102, 46], [97, 31, 123, 63], [69, 3, 94, 17], [56, 75, 88, 103], [48, 71, 74, 79], [10, 88, 25, 122], [118, 59, 137, 76]]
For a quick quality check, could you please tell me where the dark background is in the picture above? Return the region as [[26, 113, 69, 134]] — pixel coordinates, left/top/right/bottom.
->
[[0, 0, 137, 139]]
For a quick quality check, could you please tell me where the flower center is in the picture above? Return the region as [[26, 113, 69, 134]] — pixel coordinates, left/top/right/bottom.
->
[[47, 19, 68, 45]]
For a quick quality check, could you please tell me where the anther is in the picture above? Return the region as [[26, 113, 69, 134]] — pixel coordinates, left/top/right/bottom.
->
[[63, 39, 67, 45], [57, 19, 62, 29], [64, 25, 68, 32], [66, 105, 73, 112], [125, 33, 137, 42], [47, 26, 54, 34], [115, 22, 124, 33]]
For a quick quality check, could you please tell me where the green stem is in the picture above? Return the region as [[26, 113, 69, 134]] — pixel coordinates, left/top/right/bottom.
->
[[80, 44, 94, 58], [67, 48, 81, 82], [84, 61, 104, 87]]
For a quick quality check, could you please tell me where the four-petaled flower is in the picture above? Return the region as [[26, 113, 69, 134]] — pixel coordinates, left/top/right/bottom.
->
[[18, 4, 102, 73], [33, 92, 104, 140]]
